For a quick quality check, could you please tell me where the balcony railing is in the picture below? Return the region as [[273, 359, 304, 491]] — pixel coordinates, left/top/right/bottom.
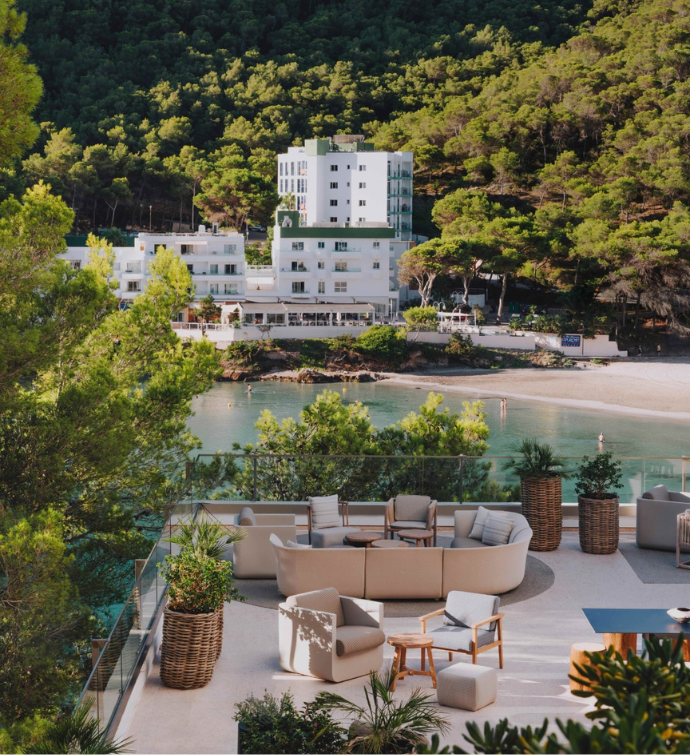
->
[[282, 267, 309, 272], [333, 267, 361, 272]]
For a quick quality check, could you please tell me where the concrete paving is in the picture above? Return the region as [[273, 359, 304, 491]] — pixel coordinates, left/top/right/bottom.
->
[[121, 531, 689, 754]]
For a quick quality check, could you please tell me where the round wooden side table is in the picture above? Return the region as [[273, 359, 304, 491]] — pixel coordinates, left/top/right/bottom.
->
[[396, 529, 434, 547], [344, 531, 382, 548], [371, 539, 409, 549], [387, 633, 437, 691]]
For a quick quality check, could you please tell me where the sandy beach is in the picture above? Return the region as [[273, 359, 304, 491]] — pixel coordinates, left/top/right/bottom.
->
[[385, 358, 690, 419]]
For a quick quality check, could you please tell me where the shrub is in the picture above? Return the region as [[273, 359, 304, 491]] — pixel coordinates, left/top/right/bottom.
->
[[502, 439, 570, 480], [235, 691, 346, 754], [354, 325, 409, 365], [575, 451, 623, 500], [445, 333, 475, 357], [403, 306, 438, 331]]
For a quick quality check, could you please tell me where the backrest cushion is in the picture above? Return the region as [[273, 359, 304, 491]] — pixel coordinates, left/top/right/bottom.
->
[[309, 495, 341, 529], [444, 590, 500, 632], [508, 515, 532, 544], [286, 586, 345, 627], [395, 495, 431, 522], [646, 484, 670, 501], [468, 506, 509, 540], [238, 506, 257, 526], [482, 513, 515, 546], [287, 540, 312, 549], [269, 533, 284, 548]]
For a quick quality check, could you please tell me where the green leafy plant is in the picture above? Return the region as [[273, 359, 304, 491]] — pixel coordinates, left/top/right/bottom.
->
[[575, 451, 623, 499], [403, 306, 438, 333], [235, 691, 346, 754], [354, 326, 409, 366], [502, 439, 570, 480], [159, 550, 243, 614], [315, 670, 450, 754], [165, 516, 245, 560]]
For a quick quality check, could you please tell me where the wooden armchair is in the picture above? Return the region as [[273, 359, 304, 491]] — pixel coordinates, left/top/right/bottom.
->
[[384, 495, 437, 545]]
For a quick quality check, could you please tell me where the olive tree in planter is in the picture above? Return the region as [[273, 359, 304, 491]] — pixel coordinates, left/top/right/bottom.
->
[[575, 452, 623, 555], [503, 439, 570, 552], [159, 546, 243, 689]]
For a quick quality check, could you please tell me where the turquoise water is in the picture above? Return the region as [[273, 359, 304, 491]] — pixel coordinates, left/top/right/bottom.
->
[[187, 381, 690, 501]]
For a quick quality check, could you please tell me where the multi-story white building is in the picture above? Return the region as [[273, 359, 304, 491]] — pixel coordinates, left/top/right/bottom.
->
[[62, 226, 246, 312], [277, 136, 414, 243]]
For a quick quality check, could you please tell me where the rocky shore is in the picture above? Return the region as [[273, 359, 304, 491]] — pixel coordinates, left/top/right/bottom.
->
[[260, 368, 382, 383]]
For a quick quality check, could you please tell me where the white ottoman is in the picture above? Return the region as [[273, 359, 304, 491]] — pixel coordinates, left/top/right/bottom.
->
[[437, 663, 497, 711], [311, 526, 360, 548]]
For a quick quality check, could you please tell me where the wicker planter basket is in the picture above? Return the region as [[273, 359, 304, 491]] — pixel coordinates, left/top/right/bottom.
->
[[215, 606, 223, 660], [578, 495, 619, 554], [160, 606, 220, 689], [521, 476, 562, 552]]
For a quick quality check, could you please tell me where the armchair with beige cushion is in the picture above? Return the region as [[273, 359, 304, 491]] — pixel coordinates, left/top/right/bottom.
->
[[279, 587, 385, 682], [384, 495, 438, 545], [420, 590, 504, 667], [637, 484, 690, 552], [307, 494, 359, 548], [232, 506, 297, 579]]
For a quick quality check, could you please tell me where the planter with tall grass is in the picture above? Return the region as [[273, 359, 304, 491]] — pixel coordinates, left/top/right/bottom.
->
[[504, 439, 569, 552]]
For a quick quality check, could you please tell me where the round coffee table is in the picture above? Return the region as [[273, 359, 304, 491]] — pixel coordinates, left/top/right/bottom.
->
[[397, 529, 434, 547], [387, 633, 437, 691], [344, 531, 382, 548], [371, 539, 409, 549]]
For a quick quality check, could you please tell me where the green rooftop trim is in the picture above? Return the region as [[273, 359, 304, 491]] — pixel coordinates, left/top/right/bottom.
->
[[65, 235, 136, 247], [305, 139, 330, 156]]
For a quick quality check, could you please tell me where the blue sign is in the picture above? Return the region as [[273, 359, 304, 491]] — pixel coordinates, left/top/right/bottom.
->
[[561, 334, 581, 348]]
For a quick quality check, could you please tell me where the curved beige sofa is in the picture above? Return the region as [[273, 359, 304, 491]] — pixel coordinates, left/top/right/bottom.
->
[[442, 510, 532, 596]]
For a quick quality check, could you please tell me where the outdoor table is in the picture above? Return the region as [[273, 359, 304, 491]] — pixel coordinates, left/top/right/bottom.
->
[[397, 529, 434, 547], [583, 608, 690, 657], [344, 531, 382, 548], [387, 633, 437, 691], [371, 539, 409, 549]]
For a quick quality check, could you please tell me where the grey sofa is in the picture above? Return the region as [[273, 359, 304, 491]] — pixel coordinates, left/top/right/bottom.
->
[[637, 485, 690, 552]]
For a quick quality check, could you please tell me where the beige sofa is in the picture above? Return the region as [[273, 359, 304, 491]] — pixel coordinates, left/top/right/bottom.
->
[[232, 511, 297, 579], [637, 485, 690, 552], [270, 508, 532, 598]]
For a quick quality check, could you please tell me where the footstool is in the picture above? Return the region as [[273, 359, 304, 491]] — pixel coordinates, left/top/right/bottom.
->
[[436, 663, 497, 711], [310, 526, 360, 548]]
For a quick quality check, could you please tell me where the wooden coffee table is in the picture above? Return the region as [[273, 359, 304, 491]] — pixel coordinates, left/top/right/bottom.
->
[[387, 633, 437, 691], [371, 539, 409, 549], [397, 529, 434, 547], [344, 531, 382, 548]]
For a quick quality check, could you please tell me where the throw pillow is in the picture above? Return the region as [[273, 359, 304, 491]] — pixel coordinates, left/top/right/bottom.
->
[[443, 590, 500, 629], [309, 494, 341, 529], [468, 506, 510, 540], [237, 506, 256, 526], [647, 484, 670, 501], [482, 513, 515, 546], [286, 540, 312, 549]]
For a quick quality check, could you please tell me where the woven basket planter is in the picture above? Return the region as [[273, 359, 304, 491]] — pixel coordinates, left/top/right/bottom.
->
[[215, 606, 223, 660], [520, 476, 562, 552], [578, 495, 619, 554], [160, 607, 220, 689]]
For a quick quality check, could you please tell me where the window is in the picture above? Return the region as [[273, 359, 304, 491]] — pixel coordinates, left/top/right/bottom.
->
[[317, 261, 325, 269], [359, 165, 366, 172], [210, 264, 218, 274], [186, 264, 194, 273], [358, 217, 365, 222], [180, 244, 192, 255], [334, 282, 347, 293], [280, 163, 284, 176], [291, 179, 294, 192], [335, 261, 347, 272], [224, 244, 236, 254], [279, 180, 283, 192], [335, 242, 348, 251], [290, 162, 295, 175], [330, 199, 338, 206], [346, 199, 350, 204], [291, 261, 306, 271], [292, 282, 306, 293], [330, 164, 338, 172], [359, 200, 366, 206], [224, 284, 238, 295], [126, 261, 142, 273], [127, 281, 141, 292], [330, 217, 337, 222], [373, 261, 380, 270], [359, 182, 366, 189], [317, 241, 325, 249], [291, 242, 304, 251], [69, 260, 81, 270], [210, 283, 219, 294], [225, 264, 236, 274], [330, 182, 338, 189], [373, 241, 380, 249], [267, 313, 285, 324], [318, 281, 325, 294]]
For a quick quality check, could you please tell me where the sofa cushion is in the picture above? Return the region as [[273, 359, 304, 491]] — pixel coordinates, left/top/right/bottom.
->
[[644, 485, 670, 501], [468, 506, 490, 540], [335, 625, 386, 657], [444, 590, 500, 631], [309, 495, 341, 529], [287, 587, 345, 627], [394, 495, 431, 522], [450, 535, 488, 550], [429, 625, 495, 652], [311, 526, 359, 549], [390, 520, 428, 529], [238, 506, 257, 526], [482, 513, 514, 546], [286, 540, 311, 549]]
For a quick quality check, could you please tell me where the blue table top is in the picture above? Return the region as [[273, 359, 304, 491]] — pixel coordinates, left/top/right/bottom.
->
[[583, 608, 690, 635]]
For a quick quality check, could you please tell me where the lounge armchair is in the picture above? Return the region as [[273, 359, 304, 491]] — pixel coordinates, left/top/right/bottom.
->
[[637, 484, 690, 552], [279, 587, 385, 682], [384, 495, 438, 546], [307, 494, 359, 547], [232, 506, 296, 579], [419, 590, 504, 667]]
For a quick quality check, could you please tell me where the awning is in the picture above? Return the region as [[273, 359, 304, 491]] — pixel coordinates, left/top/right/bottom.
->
[[238, 302, 287, 313], [285, 303, 374, 313]]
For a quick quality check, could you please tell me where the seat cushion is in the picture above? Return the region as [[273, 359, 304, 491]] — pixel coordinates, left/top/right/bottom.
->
[[287, 586, 345, 627], [645, 485, 670, 501], [444, 590, 500, 631], [450, 535, 488, 550], [394, 495, 431, 522], [335, 625, 385, 657], [237, 506, 257, 526], [482, 513, 514, 546], [429, 625, 495, 652], [311, 526, 360, 549], [390, 520, 427, 530], [309, 495, 341, 529]]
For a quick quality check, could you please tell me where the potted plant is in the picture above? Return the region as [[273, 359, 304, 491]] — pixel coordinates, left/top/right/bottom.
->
[[159, 526, 243, 689], [503, 439, 570, 552], [575, 452, 623, 554]]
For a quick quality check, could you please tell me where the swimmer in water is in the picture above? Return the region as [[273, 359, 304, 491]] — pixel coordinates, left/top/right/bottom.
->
[[247, 384, 252, 392], [598, 432, 605, 443]]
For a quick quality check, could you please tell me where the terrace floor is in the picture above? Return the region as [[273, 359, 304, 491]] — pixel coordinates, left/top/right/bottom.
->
[[121, 530, 688, 754]]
